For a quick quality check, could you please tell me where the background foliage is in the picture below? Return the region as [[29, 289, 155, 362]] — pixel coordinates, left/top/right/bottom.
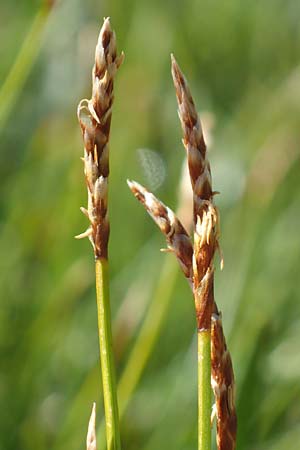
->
[[1, 1, 300, 449]]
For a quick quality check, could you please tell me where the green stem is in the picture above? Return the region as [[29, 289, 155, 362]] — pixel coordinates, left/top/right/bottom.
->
[[198, 330, 211, 450], [52, 255, 179, 450], [95, 258, 121, 450], [97, 256, 179, 448]]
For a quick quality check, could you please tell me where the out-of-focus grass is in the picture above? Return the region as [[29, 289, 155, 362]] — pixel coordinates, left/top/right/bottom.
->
[[1, 1, 300, 450], [0, 1, 55, 132]]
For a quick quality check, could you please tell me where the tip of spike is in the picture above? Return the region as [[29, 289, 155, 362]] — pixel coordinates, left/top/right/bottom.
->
[[127, 179, 150, 197], [126, 179, 138, 195], [127, 179, 142, 192], [102, 17, 111, 30], [97, 17, 114, 60], [90, 402, 96, 417], [126, 179, 133, 188], [170, 53, 179, 69], [170, 53, 180, 71], [170, 54, 186, 100]]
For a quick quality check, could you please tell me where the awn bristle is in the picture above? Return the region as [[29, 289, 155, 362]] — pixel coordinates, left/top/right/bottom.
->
[[76, 18, 124, 259]]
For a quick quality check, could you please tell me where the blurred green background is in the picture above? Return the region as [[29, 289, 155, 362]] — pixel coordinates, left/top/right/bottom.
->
[[1, 0, 300, 449]]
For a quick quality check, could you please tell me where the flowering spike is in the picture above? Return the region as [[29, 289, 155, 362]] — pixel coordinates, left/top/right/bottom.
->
[[172, 56, 236, 450], [77, 18, 123, 259]]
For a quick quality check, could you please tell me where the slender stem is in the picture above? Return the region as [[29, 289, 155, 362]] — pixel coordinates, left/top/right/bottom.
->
[[97, 257, 179, 448], [95, 258, 121, 450], [52, 256, 179, 450], [198, 330, 211, 450]]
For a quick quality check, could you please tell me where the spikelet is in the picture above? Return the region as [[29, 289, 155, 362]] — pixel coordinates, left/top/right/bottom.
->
[[171, 55, 217, 332], [76, 18, 124, 259], [127, 180, 193, 283], [171, 56, 236, 450], [193, 204, 218, 330], [171, 54, 213, 221], [86, 403, 97, 450]]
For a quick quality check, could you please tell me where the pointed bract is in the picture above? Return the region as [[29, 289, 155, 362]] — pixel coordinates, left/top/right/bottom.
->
[[86, 403, 97, 450]]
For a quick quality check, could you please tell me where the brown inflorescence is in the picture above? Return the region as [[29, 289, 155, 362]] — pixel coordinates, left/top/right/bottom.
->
[[128, 179, 236, 449], [171, 54, 213, 220], [127, 180, 193, 282], [76, 18, 124, 259], [171, 55, 236, 450], [129, 56, 236, 450], [171, 54, 217, 332]]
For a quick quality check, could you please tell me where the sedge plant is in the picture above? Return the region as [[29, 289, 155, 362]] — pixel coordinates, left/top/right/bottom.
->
[[76, 18, 124, 450], [171, 56, 237, 450], [128, 56, 237, 450], [76, 17, 236, 450]]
